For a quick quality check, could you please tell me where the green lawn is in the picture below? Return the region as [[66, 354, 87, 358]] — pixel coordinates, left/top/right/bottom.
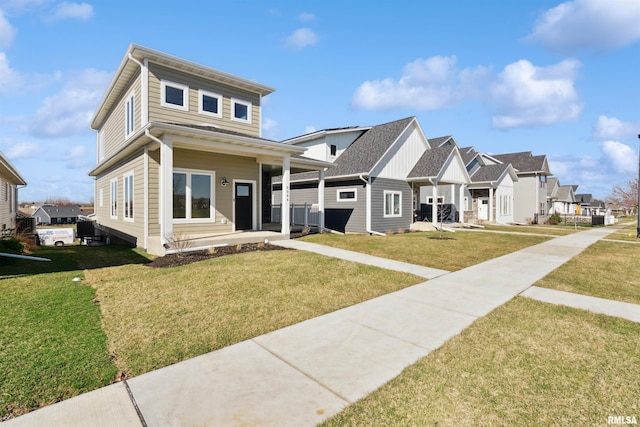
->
[[300, 231, 549, 271], [535, 240, 640, 304], [322, 297, 640, 426]]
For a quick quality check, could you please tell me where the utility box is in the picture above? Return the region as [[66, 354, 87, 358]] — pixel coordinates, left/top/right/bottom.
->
[[36, 228, 76, 246]]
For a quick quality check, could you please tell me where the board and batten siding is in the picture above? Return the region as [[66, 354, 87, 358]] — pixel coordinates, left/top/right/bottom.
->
[[148, 63, 261, 137], [370, 177, 413, 233], [95, 150, 146, 245], [373, 125, 427, 179], [100, 71, 142, 160], [171, 148, 260, 235]]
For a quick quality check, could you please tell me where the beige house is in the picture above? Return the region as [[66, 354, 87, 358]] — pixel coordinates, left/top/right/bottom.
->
[[0, 150, 26, 236], [89, 44, 329, 255]]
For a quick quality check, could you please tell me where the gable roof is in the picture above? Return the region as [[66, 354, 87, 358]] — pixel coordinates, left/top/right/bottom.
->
[[470, 163, 514, 183], [555, 185, 575, 202], [33, 205, 83, 219], [547, 177, 559, 197], [492, 151, 550, 175], [575, 193, 592, 203], [407, 145, 455, 179], [459, 146, 478, 166], [429, 136, 455, 147], [91, 44, 275, 129], [323, 116, 416, 178]]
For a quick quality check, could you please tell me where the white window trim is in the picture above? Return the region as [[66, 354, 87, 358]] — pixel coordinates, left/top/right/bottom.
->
[[125, 93, 135, 138], [231, 98, 252, 124], [384, 190, 402, 218], [198, 89, 223, 118], [123, 171, 134, 222], [173, 168, 216, 223], [110, 178, 118, 219], [161, 80, 189, 111], [337, 188, 357, 202]]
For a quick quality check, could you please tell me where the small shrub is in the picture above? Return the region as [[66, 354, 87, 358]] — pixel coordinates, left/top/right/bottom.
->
[[207, 247, 217, 255], [235, 244, 242, 252], [0, 237, 24, 254], [547, 213, 562, 225]]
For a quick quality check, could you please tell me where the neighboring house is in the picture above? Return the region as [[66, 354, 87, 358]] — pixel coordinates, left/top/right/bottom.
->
[[31, 205, 84, 225], [88, 44, 330, 255], [0, 150, 27, 236], [273, 117, 471, 233], [575, 194, 607, 216], [492, 151, 551, 223], [546, 177, 577, 214], [458, 146, 518, 224]]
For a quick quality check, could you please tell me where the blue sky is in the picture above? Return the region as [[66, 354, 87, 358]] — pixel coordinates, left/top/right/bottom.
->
[[1, 0, 639, 203]]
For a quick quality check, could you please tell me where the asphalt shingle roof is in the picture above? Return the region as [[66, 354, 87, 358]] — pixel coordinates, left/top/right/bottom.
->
[[470, 163, 510, 183], [492, 151, 548, 173], [407, 145, 455, 179], [324, 116, 415, 178], [36, 205, 83, 218], [556, 185, 574, 201], [459, 146, 478, 166], [428, 136, 453, 147], [547, 177, 559, 197]]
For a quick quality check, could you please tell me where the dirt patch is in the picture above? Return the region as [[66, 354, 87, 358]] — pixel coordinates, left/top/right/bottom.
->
[[427, 236, 456, 241], [146, 243, 289, 268]]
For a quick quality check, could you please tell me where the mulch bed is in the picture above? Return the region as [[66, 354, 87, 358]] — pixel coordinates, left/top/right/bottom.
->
[[146, 243, 289, 268]]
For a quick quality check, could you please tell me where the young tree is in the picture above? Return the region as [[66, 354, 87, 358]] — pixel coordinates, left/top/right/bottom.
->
[[606, 178, 639, 214]]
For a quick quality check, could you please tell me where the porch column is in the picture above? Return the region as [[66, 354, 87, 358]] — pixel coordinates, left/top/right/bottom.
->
[[281, 155, 290, 234], [258, 162, 263, 230], [432, 184, 438, 224], [160, 137, 173, 244], [489, 187, 494, 222], [459, 184, 465, 223], [318, 169, 325, 229]]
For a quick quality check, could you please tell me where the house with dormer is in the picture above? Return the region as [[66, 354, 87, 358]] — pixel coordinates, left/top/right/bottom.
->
[[273, 117, 471, 233], [89, 44, 330, 255], [492, 151, 551, 223], [0, 150, 26, 236]]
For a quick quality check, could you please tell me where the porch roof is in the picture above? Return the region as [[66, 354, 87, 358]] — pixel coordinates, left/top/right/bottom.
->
[[406, 145, 455, 179], [89, 122, 332, 177], [469, 163, 516, 185]]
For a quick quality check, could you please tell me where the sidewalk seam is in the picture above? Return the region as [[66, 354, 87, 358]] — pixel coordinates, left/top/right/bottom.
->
[[251, 338, 352, 404], [123, 378, 148, 427]]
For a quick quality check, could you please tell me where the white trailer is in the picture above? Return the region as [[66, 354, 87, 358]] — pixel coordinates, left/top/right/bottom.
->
[[36, 228, 76, 246]]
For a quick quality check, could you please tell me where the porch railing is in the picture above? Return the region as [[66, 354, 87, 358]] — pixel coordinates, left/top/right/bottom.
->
[[271, 203, 320, 227]]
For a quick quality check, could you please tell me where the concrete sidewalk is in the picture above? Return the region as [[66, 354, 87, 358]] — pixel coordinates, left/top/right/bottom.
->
[[5, 226, 634, 427]]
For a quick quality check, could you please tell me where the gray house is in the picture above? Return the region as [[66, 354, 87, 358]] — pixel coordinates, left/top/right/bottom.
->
[[273, 117, 471, 233], [31, 205, 83, 225]]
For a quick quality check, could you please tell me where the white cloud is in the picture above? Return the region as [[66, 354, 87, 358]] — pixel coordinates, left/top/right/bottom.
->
[[0, 52, 22, 91], [304, 125, 316, 134], [352, 55, 490, 110], [593, 115, 640, 141], [48, 2, 93, 21], [0, 9, 17, 49], [261, 117, 280, 139], [3, 141, 38, 159], [601, 140, 637, 175], [490, 59, 582, 129], [298, 12, 315, 22], [527, 0, 640, 52], [64, 144, 88, 168], [285, 27, 318, 50], [30, 68, 111, 137]]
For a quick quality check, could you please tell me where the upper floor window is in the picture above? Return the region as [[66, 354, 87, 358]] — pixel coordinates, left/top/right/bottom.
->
[[231, 98, 252, 124], [330, 144, 337, 156], [161, 80, 189, 111], [125, 93, 135, 137], [199, 89, 222, 118]]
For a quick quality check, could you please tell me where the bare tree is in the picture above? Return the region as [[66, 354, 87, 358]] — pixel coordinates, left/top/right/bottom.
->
[[606, 178, 638, 213]]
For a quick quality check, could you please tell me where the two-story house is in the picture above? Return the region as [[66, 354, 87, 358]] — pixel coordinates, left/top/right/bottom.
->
[[0, 150, 26, 236], [492, 151, 551, 223], [89, 44, 329, 255]]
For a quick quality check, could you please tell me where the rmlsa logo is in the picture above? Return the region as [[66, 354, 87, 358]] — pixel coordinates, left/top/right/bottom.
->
[[608, 416, 638, 425]]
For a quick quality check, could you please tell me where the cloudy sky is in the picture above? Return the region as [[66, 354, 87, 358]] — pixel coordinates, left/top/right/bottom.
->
[[1, 0, 639, 202]]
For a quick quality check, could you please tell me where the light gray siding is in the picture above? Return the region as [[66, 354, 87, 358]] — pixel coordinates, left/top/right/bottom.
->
[[325, 180, 366, 233], [371, 177, 412, 232]]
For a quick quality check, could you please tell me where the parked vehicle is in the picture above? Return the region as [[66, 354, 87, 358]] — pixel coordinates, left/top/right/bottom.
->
[[36, 228, 75, 246]]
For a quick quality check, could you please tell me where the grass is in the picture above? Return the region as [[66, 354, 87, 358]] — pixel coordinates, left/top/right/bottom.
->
[[481, 224, 579, 236], [322, 297, 640, 426], [605, 221, 640, 242], [0, 245, 150, 419], [300, 231, 549, 271], [85, 250, 421, 376], [535, 240, 640, 304]]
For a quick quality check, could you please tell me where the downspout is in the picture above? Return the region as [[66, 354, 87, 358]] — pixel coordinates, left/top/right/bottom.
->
[[128, 54, 148, 126], [359, 174, 385, 236]]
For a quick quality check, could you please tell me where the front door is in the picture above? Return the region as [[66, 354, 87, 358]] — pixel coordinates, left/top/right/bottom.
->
[[478, 198, 489, 220], [235, 182, 253, 230]]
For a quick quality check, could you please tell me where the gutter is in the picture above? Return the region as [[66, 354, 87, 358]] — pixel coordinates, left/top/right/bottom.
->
[[359, 174, 385, 236]]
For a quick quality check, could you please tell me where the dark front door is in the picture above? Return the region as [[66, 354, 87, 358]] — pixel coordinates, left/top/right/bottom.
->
[[235, 182, 253, 230]]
